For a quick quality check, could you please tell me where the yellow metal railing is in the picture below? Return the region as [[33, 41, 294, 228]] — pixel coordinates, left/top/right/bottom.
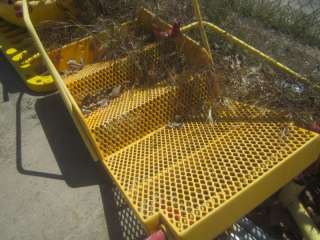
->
[[191, 0, 213, 63], [22, 0, 101, 162], [181, 21, 320, 92]]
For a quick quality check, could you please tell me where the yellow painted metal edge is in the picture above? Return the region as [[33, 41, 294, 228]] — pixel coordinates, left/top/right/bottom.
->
[[181, 21, 320, 92], [191, 0, 213, 63], [177, 134, 320, 240], [22, 0, 102, 162], [104, 123, 320, 240]]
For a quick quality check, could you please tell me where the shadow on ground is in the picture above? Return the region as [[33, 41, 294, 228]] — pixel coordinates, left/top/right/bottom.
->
[[0, 52, 146, 240], [0, 52, 27, 102], [35, 94, 103, 187], [0, 53, 101, 187], [35, 94, 147, 240]]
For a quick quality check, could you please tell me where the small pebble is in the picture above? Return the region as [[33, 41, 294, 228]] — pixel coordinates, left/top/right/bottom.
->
[[167, 122, 183, 129]]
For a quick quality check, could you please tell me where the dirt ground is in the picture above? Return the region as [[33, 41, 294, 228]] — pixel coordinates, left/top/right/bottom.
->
[[219, 14, 320, 77], [0, 52, 145, 240]]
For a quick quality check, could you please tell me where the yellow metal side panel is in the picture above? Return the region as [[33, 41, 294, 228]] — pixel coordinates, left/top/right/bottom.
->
[[88, 85, 177, 156], [48, 37, 96, 72]]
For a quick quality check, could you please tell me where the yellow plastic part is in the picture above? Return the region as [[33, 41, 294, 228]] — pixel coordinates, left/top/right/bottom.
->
[[0, 18, 56, 92], [0, 0, 72, 27], [0, 16, 93, 92], [23, 3, 320, 240], [0, 0, 76, 93], [279, 182, 320, 240]]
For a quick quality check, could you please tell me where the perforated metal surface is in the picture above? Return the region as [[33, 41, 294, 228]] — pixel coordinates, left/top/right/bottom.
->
[[65, 40, 184, 155], [62, 16, 320, 240], [111, 121, 313, 223], [66, 42, 177, 104], [88, 85, 177, 155]]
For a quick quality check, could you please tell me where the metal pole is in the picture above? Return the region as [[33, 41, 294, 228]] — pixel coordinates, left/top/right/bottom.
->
[[192, 0, 213, 63]]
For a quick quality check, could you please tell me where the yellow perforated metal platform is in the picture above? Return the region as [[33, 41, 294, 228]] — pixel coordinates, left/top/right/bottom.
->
[[106, 120, 319, 240], [64, 27, 320, 239], [23, 5, 320, 239]]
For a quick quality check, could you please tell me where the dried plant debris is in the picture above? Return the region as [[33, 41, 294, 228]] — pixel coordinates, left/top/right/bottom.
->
[[67, 58, 84, 71], [79, 49, 189, 117], [80, 85, 123, 116], [210, 43, 320, 128], [37, 0, 194, 52], [37, 21, 91, 50], [58, 58, 85, 77], [167, 115, 184, 129], [73, 0, 194, 25], [94, 24, 153, 62]]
